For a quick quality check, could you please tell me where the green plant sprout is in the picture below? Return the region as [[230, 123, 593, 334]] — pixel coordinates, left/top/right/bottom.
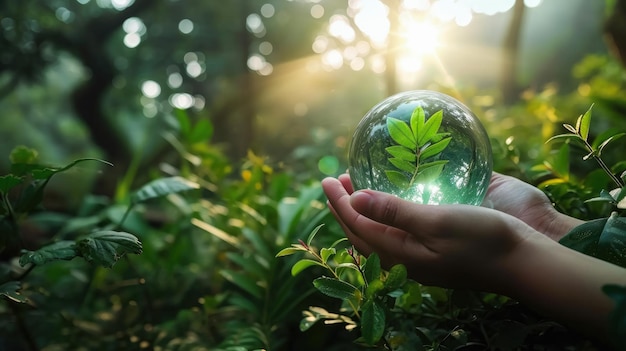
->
[[277, 224, 423, 348], [546, 105, 626, 346], [385, 106, 451, 188], [547, 104, 625, 190]]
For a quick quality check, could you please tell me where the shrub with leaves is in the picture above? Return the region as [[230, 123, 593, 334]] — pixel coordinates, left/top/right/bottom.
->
[[0, 145, 202, 350]]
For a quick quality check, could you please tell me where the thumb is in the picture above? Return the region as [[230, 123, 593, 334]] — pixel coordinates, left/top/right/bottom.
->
[[350, 190, 430, 231]]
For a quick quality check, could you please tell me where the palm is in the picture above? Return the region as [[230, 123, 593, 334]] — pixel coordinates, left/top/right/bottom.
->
[[484, 172, 557, 237]]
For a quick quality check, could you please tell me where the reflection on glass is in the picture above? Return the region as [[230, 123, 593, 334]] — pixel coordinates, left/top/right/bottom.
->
[[348, 90, 492, 206]]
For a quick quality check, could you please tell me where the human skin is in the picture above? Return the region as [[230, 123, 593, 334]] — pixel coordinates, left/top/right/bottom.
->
[[321, 172, 626, 346]]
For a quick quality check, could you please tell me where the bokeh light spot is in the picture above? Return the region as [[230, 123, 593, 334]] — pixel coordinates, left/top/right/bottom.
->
[[178, 19, 194, 34], [318, 156, 340, 176], [141, 80, 161, 98]]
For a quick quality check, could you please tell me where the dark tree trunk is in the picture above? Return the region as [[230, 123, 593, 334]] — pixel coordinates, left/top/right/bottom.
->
[[605, 0, 626, 68], [501, 0, 526, 104]]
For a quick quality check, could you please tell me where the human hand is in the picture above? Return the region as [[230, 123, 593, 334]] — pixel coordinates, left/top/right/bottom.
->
[[322, 174, 549, 293], [483, 172, 583, 241]]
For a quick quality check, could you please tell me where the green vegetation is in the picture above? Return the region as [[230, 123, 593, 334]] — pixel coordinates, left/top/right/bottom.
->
[[1, 0, 626, 350], [385, 107, 451, 188]]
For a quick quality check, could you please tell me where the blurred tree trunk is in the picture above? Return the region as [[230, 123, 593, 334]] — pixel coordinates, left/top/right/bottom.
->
[[211, 0, 255, 161], [605, 0, 626, 68], [385, 0, 401, 96], [501, 0, 526, 104], [236, 0, 255, 159]]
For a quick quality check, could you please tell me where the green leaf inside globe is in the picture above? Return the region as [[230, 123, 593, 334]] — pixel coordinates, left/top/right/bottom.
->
[[348, 90, 493, 205]]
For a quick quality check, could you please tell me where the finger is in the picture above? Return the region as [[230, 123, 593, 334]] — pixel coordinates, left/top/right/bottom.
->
[[337, 173, 354, 194], [349, 190, 427, 229], [349, 189, 459, 237], [326, 200, 374, 257], [322, 177, 415, 261]]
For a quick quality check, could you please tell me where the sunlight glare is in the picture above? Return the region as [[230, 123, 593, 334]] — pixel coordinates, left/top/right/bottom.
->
[[328, 15, 355, 43], [322, 49, 343, 70], [524, 0, 541, 8], [402, 19, 440, 55], [353, 1, 389, 46]]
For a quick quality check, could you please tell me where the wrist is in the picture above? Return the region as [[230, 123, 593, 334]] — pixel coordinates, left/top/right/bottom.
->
[[503, 234, 625, 342], [545, 211, 585, 241]]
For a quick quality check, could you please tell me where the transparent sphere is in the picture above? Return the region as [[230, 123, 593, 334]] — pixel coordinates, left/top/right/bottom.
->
[[348, 90, 493, 205]]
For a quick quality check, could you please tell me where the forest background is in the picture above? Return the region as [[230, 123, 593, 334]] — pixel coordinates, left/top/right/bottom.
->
[[2, 0, 626, 350]]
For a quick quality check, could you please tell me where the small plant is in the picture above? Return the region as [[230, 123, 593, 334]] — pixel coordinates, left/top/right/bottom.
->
[[277, 225, 423, 349], [0, 146, 201, 349], [544, 105, 626, 346], [385, 106, 451, 188]]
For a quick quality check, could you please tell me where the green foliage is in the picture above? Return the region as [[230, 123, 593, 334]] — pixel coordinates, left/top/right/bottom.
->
[[385, 107, 451, 188], [538, 105, 626, 347]]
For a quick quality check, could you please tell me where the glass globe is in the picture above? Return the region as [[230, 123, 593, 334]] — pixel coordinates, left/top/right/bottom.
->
[[348, 90, 493, 205]]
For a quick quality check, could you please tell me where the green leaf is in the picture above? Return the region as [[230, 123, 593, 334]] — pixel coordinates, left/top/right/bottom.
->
[[385, 145, 416, 162], [389, 158, 416, 174], [365, 279, 385, 299], [131, 176, 199, 204], [597, 213, 626, 267], [387, 117, 416, 149], [385, 264, 407, 290], [430, 132, 451, 143], [578, 105, 593, 141], [189, 118, 214, 144], [361, 300, 385, 345], [306, 223, 324, 247], [330, 237, 349, 249], [0, 174, 22, 193], [563, 123, 577, 134], [415, 160, 448, 183], [418, 109, 443, 146], [31, 158, 113, 180], [9, 146, 38, 164], [291, 259, 325, 276], [559, 217, 606, 257], [175, 108, 191, 136], [13, 179, 47, 213], [19, 240, 78, 266], [320, 247, 336, 264], [410, 106, 425, 141], [419, 137, 451, 160], [76, 231, 143, 268], [552, 143, 570, 177], [396, 280, 422, 311], [220, 269, 264, 298], [597, 133, 626, 156], [275, 245, 307, 257], [546, 133, 580, 144], [363, 253, 381, 283], [0, 281, 28, 303], [313, 277, 360, 300], [385, 171, 410, 188]]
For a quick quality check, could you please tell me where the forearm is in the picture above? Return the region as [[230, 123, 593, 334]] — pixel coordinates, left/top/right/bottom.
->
[[505, 235, 626, 345]]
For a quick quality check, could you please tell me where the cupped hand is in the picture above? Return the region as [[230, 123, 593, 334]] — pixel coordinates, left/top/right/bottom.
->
[[322, 174, 550, 293], [484, 172, 583, 241]]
